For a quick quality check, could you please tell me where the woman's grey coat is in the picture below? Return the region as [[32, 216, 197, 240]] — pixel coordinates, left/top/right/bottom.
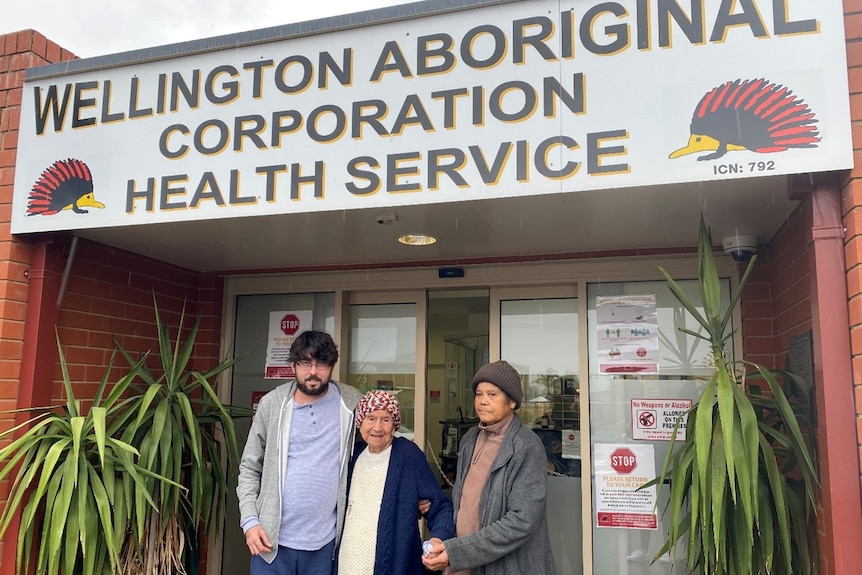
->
[[445, 416, 556, 575]]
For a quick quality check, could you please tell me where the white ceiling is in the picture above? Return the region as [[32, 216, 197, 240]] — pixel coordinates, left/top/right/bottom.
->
[[75, 175, 797, 273]]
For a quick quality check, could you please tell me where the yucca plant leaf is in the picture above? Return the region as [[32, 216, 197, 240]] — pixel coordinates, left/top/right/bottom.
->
[[697, 218, 723, 324], [709, 421, 728, 557], [76, 452, 90, 556], [750, 364, 818, 488], [656, 218, 819, 575], [56, 332, 79, 419], [715, 361, 737, 503], [730, 380, 759, 541], [135, 383, 164, 429], [88, 464, 119, 564], [694, 374, 716, 516], [177, 390, 201, 465], [93, 405, 107, 464], [659, 267, 710, 330], [64, 496, 80, 575], [720, 255, 758, 336], [170, 304, 200, 389], [760, 435, 793, 573]]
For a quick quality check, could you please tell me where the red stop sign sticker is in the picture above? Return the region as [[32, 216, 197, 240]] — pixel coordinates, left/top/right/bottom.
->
[[281, 314, 301, 335], [610, 447, 637, 474]]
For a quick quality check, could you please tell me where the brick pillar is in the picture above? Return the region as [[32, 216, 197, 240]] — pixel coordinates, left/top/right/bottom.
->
[[0, 29, 76, 574], [845, 3, 862, 575]]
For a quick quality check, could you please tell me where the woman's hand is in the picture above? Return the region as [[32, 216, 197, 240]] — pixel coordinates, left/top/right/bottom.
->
[[418, 498, 431, 516], [421, 538, 450, 571]]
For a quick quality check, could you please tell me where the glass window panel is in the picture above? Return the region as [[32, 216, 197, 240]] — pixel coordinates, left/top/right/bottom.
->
[[588, 279, 730, 574], [224, 292, 335, 574], [500, 297, 581, 575], [347, 303, 417, 438]]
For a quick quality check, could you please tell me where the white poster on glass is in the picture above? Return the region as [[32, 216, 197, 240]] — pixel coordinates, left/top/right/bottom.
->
[[596, 295, 659, 374], [264, 310, 313, 379], [594, 443, 658, 530]]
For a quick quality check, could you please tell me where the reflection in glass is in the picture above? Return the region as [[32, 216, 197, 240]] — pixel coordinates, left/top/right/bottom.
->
[[347, 303, 417, 437], [588, 280, 729, 575], [500, 297, 581, 575]]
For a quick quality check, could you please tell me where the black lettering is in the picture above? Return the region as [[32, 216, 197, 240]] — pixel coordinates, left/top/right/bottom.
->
[[100, 80, 125, 123], [190, 172, 227, 208], [275, 56, 314, 94], [243, 60, 274, 98], [710, 0, 768, 42], [658, 0, 705, 47], [126, 177, 155, 212], [370, 41, 413, 81], [159, 124, 190, 159], [773, 0, 818, 35], [319, 49, 353, 88], [206, 65, 240, 105], [256, 164, 288, 202], [34, 84, 72, 135], [461, 25, 506, 69], [581, 3, 629, 55], [417, 34, 456, 75], [513, 16, 557, 64], [346, 157, 381, 195], [170, 70, 201, 111], [428, 148, 468, 189]]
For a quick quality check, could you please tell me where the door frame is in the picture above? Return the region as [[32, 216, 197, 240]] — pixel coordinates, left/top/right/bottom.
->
[[490, 284, 591, 574], [342, 290, 428, 451], [213, 255, 732, 575]]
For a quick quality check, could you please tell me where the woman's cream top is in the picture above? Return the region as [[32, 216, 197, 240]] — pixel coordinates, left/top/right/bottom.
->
[[337, 444, 392, 575]]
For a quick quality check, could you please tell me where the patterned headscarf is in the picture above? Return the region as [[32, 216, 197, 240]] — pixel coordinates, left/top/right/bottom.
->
[[355, 390, 401, 431]]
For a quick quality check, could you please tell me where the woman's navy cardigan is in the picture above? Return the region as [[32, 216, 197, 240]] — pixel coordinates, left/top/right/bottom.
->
[[343, 436, 455, 575]]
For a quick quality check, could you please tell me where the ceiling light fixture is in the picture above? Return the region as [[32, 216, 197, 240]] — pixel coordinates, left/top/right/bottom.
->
[[397, 234, 437, 246]]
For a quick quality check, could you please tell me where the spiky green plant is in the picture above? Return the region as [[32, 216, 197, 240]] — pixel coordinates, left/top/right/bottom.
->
[[0, 335, 164, 575], [649, 217, 818, 575], [114, 296, 251, 574]]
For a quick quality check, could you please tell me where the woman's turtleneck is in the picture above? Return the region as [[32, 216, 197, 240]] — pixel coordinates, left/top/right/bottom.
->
[[450, 411, 516, 575]]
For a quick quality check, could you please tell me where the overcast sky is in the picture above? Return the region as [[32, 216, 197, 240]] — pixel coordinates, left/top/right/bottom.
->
[[3, 0, 409, 58]]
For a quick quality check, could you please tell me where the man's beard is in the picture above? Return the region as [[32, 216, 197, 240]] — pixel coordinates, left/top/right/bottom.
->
[[296, 376, 329, 396]]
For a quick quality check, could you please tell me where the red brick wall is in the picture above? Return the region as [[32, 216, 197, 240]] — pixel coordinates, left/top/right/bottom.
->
[[0, 30, 225, 573], [0, 29, 77, 571], [846, 0, 862, 503], [53, 237, 224, 403], [740, 195, 814, 370]]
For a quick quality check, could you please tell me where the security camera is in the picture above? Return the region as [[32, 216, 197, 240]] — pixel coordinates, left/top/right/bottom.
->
[[375, 212, 397, 225], [722, 234, 758, 263]]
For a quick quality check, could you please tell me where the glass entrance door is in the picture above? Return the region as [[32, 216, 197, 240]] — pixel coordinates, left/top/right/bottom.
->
[[493, 286, 583, 575], [345, 292, 426, 447]]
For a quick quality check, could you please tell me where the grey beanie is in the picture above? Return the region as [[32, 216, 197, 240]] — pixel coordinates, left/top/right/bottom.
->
[[471, 360, 523, 409]]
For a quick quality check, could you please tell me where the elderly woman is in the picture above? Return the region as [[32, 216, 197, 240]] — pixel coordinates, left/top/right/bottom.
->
[[337, 390, 455, 575], [422, 360, 556, 575]]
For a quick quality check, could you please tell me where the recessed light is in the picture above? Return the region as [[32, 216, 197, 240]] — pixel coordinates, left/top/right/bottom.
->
[[397, 234, 437, 246]]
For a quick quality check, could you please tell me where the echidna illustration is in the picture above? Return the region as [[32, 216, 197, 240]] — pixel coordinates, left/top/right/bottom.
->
[[669, 78, 820, 161], [27, 158, 104, 216]]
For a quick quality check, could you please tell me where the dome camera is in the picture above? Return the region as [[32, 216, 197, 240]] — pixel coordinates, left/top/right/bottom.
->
[[722, 234, 759, 263]]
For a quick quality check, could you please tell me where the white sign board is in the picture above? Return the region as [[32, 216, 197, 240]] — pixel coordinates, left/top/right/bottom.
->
[[631, 398, 692, 441], [12, 0, 852, 233], [595, 443, 658, 530], [264, 310, 312, 379], [596, 294, 659, 374]]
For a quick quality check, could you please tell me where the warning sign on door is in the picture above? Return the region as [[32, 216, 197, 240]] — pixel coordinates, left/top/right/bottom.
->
[[631, 398, 692, 441]]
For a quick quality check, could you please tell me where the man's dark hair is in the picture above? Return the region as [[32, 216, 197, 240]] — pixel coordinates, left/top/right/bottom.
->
[[288, 330, 339, 366]]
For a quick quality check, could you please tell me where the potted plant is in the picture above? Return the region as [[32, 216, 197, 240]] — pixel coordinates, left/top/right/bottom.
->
[[113, 296, 251, 574], [0, 296, 250, 575], [649, 217, 819, 575], [0, 337, 166, 575]]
